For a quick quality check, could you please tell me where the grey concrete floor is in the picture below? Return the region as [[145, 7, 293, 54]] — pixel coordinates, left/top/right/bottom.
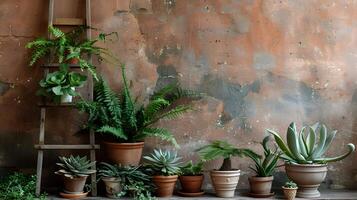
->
[[48, 190, 357, 200]]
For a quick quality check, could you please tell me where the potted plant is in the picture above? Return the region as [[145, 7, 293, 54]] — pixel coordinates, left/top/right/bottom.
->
[[282, 181, 298, 200], [77, 65, 200, 166], [26, 25, 117, 80], [143, 149, 182, 197], [37, 64, 87, 103], [178, 160, 204, 197], [245, 136, 280, 198], [196, 141, 259, 198], [55, 155, 96, 198], [267, 122, 356, 198], [98, 162, 155, 199]]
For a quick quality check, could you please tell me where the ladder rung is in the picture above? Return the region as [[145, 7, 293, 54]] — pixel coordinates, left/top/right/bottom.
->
[[41, 63, 81, 68], [34, 144, 100, 150], [53, 18, 85, 26]]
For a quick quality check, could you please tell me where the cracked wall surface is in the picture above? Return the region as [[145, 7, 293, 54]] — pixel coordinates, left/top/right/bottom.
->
[[0, 0, 356, 190]]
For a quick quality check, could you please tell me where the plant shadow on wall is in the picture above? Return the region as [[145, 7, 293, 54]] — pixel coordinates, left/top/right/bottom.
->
[[76, 65, 202, 166]]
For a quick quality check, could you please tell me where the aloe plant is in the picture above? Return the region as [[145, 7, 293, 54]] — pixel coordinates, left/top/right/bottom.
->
[[267, 122, 355, 164], [55, 155, 96, 178], [246, 136, 281, 177]]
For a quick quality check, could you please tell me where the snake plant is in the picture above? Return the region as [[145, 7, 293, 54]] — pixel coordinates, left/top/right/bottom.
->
[[267, 122, 355, 164], [246, 136, 281, 177]]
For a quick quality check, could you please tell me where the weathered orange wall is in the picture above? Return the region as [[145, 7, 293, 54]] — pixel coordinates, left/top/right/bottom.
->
[[0, 0, 356, 190]]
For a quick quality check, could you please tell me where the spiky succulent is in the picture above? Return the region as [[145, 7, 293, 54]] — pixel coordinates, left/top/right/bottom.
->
[[246, 136, 281, 177], [196, 140, 260, 171], [55, 155, 96, 178], [284, 181, 297, 189], [143, 149, 182, 176], [267, 122, 356, 164]]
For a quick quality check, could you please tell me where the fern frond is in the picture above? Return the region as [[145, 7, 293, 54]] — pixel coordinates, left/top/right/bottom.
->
[[48, 25, 65, 38], [145, 105, 191, 127], [135, 127, 178, 147], [144, 98, 170, 120], [120, 65, 137, 132], [97, 125, 127, 140]]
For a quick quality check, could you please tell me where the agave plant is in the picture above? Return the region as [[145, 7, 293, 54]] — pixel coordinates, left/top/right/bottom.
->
[[245, 136, 281, 177], [267, 122, 355, 164], [196, 140, 260, 171], [77, 65, 201, 147], [55, 155, 96, 178], [143, 149, 182, 176]]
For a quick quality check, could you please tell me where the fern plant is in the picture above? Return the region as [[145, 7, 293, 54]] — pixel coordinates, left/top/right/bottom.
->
[[77, 65, 200, 147], [196, 140, 260, 171], [26, 25, 117, 80]]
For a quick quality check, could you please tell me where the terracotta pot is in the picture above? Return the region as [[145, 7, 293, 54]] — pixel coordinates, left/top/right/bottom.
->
[[63, 176, 88, 194], [69, 58, 79, 64], [103, 141, 144, 166], [282, 187, 298, 200], [179, 175, 204, 193], [248, 176, 273, 195], [152, 175, 178, 197], [102, 177, 121, 198], [210, 170, 240, 198], [285, 163, 327, 198]]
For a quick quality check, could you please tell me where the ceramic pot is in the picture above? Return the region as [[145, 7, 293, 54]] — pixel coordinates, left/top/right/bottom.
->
[[102, 177, 121, 198], [282, 186, 298, 200], [248, 176, 273, 195], [103, 141, 144, 166], [179, 175, 204, 193], [210, 170, 240, 198], [152, 175, 178, 197], [63, 175, 88, 194], [60, 87, 75, 103], [285, 163, 327, 198]]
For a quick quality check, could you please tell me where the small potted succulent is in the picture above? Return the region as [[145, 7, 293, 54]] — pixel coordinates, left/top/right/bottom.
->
[[178, 160, 204, 197], [267, 122, 355, 198], [55, 155, 96, 198], [37, 64, 87, 103], [98, 162, 155, 199], [77, 66, 200, 166], [143, 149, 182, 197], [245, 136, 280, 198], [196, 141, 259, 198], [282, 181, 298, 200]]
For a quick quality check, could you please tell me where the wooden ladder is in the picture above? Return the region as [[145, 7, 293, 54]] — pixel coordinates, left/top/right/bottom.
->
[[34, 0, 99, 196]]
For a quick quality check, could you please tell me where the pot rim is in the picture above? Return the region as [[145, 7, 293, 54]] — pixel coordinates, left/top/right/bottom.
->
[[249, 176, 274, 181], [63, 175, 88, 180], [103, 141, 145, 145], [102, 177, 121, 181], [211, 169, 241, 173], [285, 162, 327, 167], [152, 175, 179, 179], [282, 186, 298, 190], [179, 174, 204, 177]]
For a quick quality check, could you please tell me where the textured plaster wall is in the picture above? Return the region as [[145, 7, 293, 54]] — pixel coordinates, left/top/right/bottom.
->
[[0, 0, 356, 190]]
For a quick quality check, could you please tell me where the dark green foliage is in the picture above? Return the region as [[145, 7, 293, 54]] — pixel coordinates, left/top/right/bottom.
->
[[245, 136, 281, 177], [55, 155, 96, 178], [77, 65, 201, 146], [180, 161, 204, 176], [0, 173, 47, 200], [144, 149, 182, 176], [98, 163, 155, 200], [26, 26, 117, 80], [37, 64, 87, 103], [196, 140, 260, 171]]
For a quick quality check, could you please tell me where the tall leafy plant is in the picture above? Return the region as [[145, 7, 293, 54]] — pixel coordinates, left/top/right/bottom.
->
[[196, 140, 260, 171], [77, 65, 200, 147], [267, 122, 355, 164]]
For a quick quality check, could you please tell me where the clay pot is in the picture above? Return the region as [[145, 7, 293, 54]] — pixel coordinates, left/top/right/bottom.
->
[[210, 170, 240, 198], [103, 141, 144, 166], [152, 175, 178, 197], [179, 175, 204, 193], [282, 186, 298, 200], [63, 176, 88, 194], [285, 163, 327, 198], [248, 176, 273, 195], [102, 177, 121, 198]]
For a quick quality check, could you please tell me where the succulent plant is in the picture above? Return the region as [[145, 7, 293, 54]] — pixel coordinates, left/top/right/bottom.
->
[[284, 181, 298, 188], [55, 155, 96, 178], [143, 149, 182, 176], [246, 136, 281, 177], [267, 122, 355, 164]]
